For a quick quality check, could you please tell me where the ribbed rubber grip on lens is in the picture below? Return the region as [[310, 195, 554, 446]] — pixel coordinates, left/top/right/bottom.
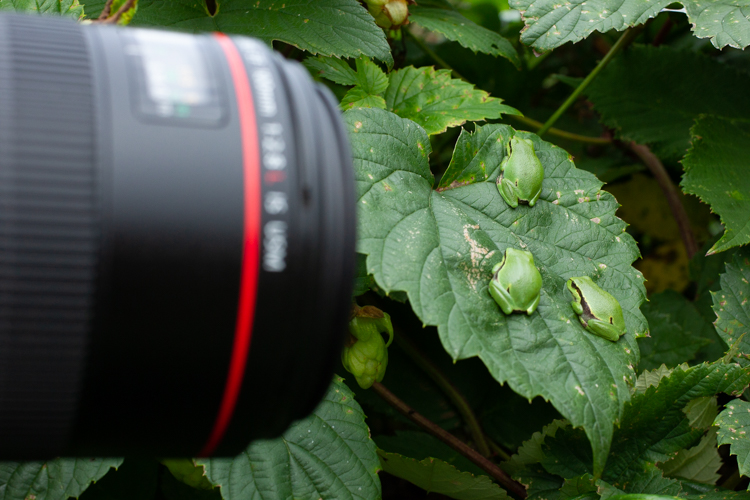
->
[[0, 15, 98, 458]]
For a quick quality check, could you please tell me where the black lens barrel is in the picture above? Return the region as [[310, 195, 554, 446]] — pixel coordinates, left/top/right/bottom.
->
[[0, 14, 355, 459]]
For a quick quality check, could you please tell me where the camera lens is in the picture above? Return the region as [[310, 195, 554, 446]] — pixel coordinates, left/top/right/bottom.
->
[[0, 14, 355, 459]]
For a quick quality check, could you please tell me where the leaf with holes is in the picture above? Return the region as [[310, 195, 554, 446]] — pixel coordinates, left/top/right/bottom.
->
[[198, 376, 380, 500], [510, 0, 750, 51], [0, 458, 122, 500], [385, 66, 520, 135], [409, 6, 519, 67], [682, 119, 750, 255], [715, 399, 750, 482], [538, 363, 750, 486], [350, 108, 646, 476], [105, 0, 393, 65], [712, 248, 750, 363]]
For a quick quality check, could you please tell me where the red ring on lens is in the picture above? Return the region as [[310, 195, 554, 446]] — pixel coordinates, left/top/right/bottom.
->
[[199, 33, 261, 457]]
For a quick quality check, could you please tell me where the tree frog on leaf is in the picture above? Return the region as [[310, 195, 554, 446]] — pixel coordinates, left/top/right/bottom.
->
[[489, 247, 542, 315], [496, 136, 544, 208], [567, 276, 626, 342]]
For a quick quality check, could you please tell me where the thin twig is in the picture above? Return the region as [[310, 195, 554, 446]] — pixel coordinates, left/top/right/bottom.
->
[[537, 27, 642, 137], [97, 0, 136, 24], [97, 0, 115, 19], [394, 333, 492, 457], [628, 141, 698, 259], [509, 115, 611, 144], [720, 468, 741, 490], [405, 29, 467, 81], [372, 381, 527, 498], [487, 436, 512, 461]]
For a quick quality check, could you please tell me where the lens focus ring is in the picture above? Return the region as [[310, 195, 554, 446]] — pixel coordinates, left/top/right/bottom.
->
[[0, 15, 98, 458]]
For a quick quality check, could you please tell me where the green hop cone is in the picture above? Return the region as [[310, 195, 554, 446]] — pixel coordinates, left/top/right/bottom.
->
[[342, 305, 394, 389], [365, 0, 410, 30], [161, 458, 215, 490]]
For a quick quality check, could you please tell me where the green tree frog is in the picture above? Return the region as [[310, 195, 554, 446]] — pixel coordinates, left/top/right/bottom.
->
[[489, 247, 543, 315], [567, 276, 626, 341], [496, 136, 544, 208]]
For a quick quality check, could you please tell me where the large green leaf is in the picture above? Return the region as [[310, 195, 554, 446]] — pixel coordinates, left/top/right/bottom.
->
[[378, 450, 510, 500], [0, 0, 83, 17], [510, 0, 750, 51], [384, 67, 520, 135], [715, 399, 750, 481], [682, 119, 750, 255], [198, 376, 380, 500], [713, 248, 750, 364], [637, 291, 712, 372], [539, 363, 750, 485], [408, 6, 520, 67], [100, 0, 393, 65], [350, 108, 646, 476], [584, 46, 750, 161], [0, 458, 122, 500]]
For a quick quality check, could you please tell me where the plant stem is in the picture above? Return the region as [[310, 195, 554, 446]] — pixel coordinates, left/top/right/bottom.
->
[[628, 141, 698, 259], [405, 29, 467, 81], [537, 27, 641, 137], [720, 468, 741, 490], [372, 381, 527, 498], [487, 435, 513, 461], [509, 115, 611, 144], [394, 334, 492, 457]]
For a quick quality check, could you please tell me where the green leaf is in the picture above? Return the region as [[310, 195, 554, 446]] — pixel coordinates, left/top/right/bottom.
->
[[340, 59, 390, 110], [161, 459, 214, 490], [0, 458, 122, 500], [584, 46, 750, 161], [634, 365, 677, 394], [637, 291, 712, 372], [437, 125, 507, 191], [341, 88, 387, 110], [350, 107, 646, 476], [509, 0, 750, 51], [119, 0, 393, 65], [160, 468, 222, 500], [409, 6, 520, 67], [305, 56, 358, 86], [541, 363, 750, 485], [682, 118, 750, 255], [353, 58, 389, 95], [376, 431, 485, 477], [658, 429, 721, 485], [684, 397, 719, 430], [199, 376, 381, 500], [0, 0, 83, 17], [385, 67, 520, 135], [596, 463, 682, 498], [378, 450, 510, 500], [715, 399, 750, 480], [712, 248, 750, 363]]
